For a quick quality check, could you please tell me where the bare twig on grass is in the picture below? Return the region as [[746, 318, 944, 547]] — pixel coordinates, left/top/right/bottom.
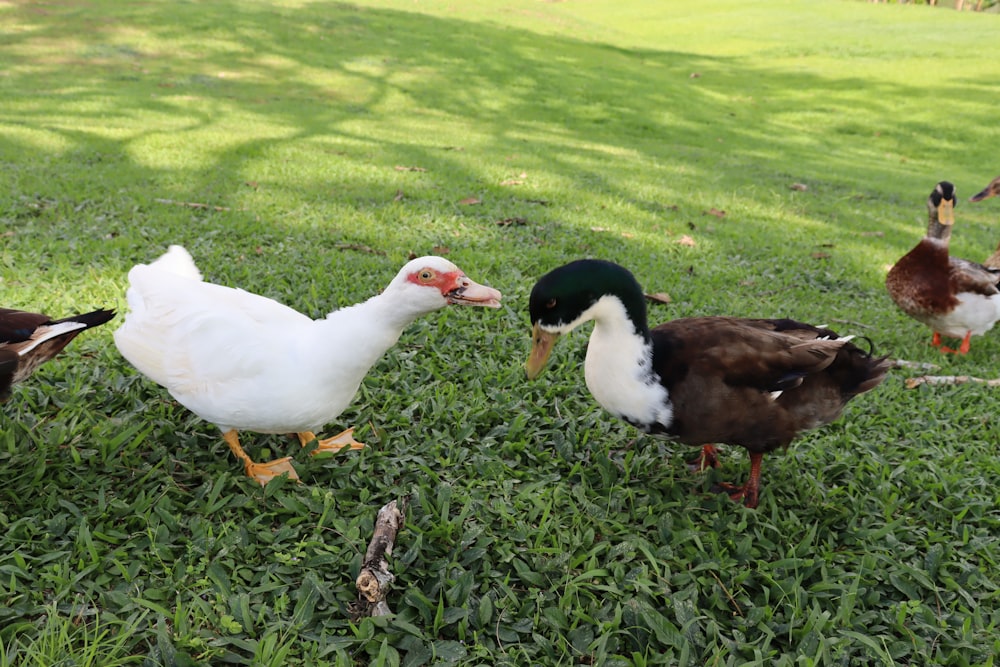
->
[[350, 498, 407, 618], [905, 375, 1000, 389], [153, 198, 233, 212], [892, 359, 941, 371]]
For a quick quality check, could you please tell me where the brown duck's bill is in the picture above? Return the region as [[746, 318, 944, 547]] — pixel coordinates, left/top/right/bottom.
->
[[446, 280, 502, 308], [938, 198, 955, 225], [525, 323, 559, 380]]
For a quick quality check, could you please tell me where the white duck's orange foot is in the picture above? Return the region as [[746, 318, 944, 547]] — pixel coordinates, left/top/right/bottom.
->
[[223, 429, 300, 486], [246, 457, 300, 486], [297, 428, 366, 455]]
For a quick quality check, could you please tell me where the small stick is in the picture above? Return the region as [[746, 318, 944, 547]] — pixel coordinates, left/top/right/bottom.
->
[[154, 198, 232, 212], [892, 359, 940, 371], [905, 375, 1000, 389], [352, 498, 407, 618]]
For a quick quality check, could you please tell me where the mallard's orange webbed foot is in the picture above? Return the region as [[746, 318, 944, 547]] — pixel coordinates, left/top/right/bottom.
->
[[931, 332, 943, 349], [937, 331, 972, 355], [687, 444, 721, 473], [297, 428, 366, 455], [711, 451, 764, 509], [223, 429, 300, 486]]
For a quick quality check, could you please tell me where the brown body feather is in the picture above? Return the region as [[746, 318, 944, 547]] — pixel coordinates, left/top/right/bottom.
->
[[651, 317, 891, 454]]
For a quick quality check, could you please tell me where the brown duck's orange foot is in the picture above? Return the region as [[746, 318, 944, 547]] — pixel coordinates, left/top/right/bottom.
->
[[222, 429, 300, 486], [709, 451, 764, 509], [297, 428, 366, 455], [712, 481, 760, 509], [687, 444, 721, 473], [933, 331, 971, 354]]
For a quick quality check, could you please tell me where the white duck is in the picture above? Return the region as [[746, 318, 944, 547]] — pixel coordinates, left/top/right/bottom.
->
[[114, 245, 502, 485]]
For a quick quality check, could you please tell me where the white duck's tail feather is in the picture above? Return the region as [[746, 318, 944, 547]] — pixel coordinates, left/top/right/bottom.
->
[[114, 245, 203, 383], [148, 245, 203, 281]]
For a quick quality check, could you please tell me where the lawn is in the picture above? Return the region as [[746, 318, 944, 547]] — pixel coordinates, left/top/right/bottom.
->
[[1, 0, 999, 665]]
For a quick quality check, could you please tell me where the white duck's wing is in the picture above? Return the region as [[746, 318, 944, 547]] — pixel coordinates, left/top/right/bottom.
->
[[114, 260, 313, 395]]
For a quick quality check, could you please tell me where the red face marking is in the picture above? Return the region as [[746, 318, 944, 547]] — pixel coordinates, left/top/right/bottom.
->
[[406, 268, 464, 295]]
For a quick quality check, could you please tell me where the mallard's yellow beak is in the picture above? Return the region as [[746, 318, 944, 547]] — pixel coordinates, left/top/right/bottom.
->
[[938, 198, 955, 225], [526, 323, 560, 380]]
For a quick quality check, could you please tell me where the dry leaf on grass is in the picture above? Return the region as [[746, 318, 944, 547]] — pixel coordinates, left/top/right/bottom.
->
[[394, 165, 427, 172], [677, 235, 697, 247], [789, 183, 808, 191], [459, 197, 481, 205], [393, 190, 405, 202], [432, 245, 450, 255], [645, 292, 672, 304], [705, 208, 726, 218], [495, 217, 529, 226], [811, 252, 831, 259]]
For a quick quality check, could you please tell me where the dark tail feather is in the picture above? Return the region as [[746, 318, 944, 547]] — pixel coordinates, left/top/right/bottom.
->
[[842, 345, 892, 397], [51, 308, 116, 330]]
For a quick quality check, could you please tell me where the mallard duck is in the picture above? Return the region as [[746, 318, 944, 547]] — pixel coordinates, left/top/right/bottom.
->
[[969, 175, 1000, 269], [0, 307, 115, 402], [885, 181, 1000, 354], [525, 259, 890, 509], [114, 245, 502, 485]]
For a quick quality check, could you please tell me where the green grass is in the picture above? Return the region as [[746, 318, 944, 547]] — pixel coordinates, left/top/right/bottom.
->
[[2, 0, 999, 664]]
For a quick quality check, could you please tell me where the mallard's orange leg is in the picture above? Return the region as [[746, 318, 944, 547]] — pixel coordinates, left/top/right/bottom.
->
[[938, 331, 972, 355], [297, 428, 366, 455], [687, 444, 721, 472], [714, 451, 764, 509], [222, 429, 299, 486], [931, 332, 943, 349]]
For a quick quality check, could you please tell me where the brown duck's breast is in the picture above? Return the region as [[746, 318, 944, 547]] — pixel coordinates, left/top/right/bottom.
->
[[886, 241, 959, 316]]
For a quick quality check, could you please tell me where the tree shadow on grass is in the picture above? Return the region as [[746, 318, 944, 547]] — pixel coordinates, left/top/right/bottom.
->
[[1, 1, 996, 318]]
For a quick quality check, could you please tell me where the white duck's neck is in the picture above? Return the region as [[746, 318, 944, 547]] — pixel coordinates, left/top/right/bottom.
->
[[578, 295, 673, 431], [307, 291, 436, 385]]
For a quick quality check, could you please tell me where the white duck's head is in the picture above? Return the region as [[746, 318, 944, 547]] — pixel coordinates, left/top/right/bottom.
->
[[383, 256, 502, 314]]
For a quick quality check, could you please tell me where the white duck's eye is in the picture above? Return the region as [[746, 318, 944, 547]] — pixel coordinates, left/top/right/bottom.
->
[[419, 270, 434, 281]]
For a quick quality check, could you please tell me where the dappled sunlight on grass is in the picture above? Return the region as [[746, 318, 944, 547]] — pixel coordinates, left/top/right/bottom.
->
[[2, 0, 999, 664]]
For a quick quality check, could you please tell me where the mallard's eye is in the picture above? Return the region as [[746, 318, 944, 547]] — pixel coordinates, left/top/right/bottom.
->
[[546, 298, 557, 309]]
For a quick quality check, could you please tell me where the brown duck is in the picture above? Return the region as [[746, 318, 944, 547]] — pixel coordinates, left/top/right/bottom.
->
[[1, 307, 115, 402], [885, 181, 1000, 354], [525, 259, 890, 509]]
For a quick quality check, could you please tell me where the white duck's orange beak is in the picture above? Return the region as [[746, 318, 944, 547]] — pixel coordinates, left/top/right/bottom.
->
[[446, 276, 502, 308]]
